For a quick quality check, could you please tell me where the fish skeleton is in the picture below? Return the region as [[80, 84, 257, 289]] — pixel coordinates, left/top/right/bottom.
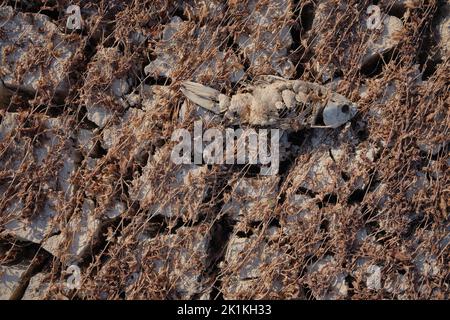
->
[[181, 75, 358, 130]]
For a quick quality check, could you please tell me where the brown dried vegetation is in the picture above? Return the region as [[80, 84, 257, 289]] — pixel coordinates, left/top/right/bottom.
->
[[0, 0, 448, 300]]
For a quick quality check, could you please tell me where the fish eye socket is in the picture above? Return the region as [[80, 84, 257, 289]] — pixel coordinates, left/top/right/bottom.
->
[[341, 104, 350, 113]]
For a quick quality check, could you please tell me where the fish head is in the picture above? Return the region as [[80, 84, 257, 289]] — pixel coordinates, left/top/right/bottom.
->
[[321, 93, 358, 128]]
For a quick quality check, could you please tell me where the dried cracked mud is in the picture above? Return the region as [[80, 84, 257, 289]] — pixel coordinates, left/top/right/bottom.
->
[[0, 0, 449, 300]]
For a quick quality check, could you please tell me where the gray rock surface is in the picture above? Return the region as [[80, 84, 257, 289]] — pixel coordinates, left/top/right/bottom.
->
[[0, 261, 29, 300], [0, 6, 78, 100], [43, 199, 101, 265], [362, 15, 404, 67]]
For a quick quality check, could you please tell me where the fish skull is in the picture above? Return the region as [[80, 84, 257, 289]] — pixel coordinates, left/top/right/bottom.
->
[[321, 94, 358, 128]]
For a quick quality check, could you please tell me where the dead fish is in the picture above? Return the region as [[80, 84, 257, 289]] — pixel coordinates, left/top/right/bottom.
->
[[181, 75, 358, 129]]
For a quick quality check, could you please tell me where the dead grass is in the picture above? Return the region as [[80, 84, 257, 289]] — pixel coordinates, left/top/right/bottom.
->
[[0, 0, 448, 300]]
